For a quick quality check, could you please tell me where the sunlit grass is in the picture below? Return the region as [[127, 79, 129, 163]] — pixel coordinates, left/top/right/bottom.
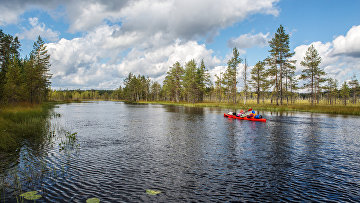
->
[[0, 103, 54, 151]]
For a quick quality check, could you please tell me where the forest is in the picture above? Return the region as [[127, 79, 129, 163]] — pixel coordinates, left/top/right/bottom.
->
[[51, 25, 359, 107], [1, 26, 360, 108], [0, 30, 51, 105]]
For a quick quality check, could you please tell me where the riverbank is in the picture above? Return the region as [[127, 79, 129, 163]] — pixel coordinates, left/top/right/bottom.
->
[[0, 103, 54, 151], [136, 101, 360, 116]]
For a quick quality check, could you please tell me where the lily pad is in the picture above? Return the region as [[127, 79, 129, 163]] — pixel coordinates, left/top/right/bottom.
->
[[86, 197, 100, 203], [20, 191, 42, 200], [146, 189, 161, 195]]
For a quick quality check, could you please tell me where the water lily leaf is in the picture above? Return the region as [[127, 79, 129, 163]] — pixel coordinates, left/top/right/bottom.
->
[[86, 197, 100, 203], [20, 191, 42, 200], [146, 189, 161, 195]]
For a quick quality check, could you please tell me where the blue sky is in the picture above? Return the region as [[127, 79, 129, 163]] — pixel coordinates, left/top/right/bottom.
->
[[1, 0, 359, 89]]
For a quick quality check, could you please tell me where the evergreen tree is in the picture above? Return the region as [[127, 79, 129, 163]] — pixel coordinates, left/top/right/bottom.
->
[[300, 45, 324, 105], [163, 62, 184, 102], [349, 74, 359, 104], [29, 36, 52, 103], [0, 30, 21, 103], [183, 59, 197, 103], [226, 47, 242, 103], [340, 81, 350, 106], [214, 72, 223, 102], [195, 59, 210, 102], [250, 61, 268, 104], [150, 81, 161, 101], [243, 58, 248, 105], [267, 25, 295, 105], [3, 56, 23, 103]]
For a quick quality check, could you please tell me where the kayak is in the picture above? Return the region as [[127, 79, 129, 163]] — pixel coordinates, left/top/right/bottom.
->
[[224, 113, 267, 122]]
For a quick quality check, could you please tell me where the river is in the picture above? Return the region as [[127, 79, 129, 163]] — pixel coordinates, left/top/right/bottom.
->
[[1, 101, 360, 202]]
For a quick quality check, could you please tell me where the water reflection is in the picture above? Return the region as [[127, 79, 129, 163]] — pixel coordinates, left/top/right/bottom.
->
[[1, 102, 360, 202]]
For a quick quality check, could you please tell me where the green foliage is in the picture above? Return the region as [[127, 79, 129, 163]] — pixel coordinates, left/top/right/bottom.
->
[[146, 189, 161, 195], [250, 61, 269, 104], [266, 25, 296, 105], [0, 31, 52, 105], [86, 197, 100, 203], [349, 74, 359, 104], [0, 104, 52, 151], [300, 45, 325, 105], [340, 81, 350, 105], [224, 48, 242, 103], [163, 61, 184, 102], [20, 191, 42, 201], [59, 131, 79, 152]]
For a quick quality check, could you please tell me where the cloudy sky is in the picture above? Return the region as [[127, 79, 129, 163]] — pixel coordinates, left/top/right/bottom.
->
[[1, 0, 359, 89]]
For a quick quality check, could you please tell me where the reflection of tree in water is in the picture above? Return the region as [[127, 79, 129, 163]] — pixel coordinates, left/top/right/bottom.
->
[[263, 113, 295, 198], [0, 109, 79, 201]]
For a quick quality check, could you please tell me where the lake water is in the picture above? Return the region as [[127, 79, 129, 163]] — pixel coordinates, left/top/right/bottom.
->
[[1, 101, 360, 202]]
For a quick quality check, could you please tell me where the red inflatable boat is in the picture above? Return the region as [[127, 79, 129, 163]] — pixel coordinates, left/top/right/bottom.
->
[[224, 113, 267, 122]]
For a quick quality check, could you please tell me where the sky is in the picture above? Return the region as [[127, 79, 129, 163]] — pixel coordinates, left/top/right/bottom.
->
[[0, 0, 360, 90]]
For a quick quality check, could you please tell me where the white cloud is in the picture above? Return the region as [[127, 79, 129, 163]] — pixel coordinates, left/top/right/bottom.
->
[[292, 25, 360, 86], [1, 0, 279, 38], [228, 32, 270, 50], [332, 25, 360, 58], [46, 25, 221, 89], [0, 0, 59, 25], [18, 17, 60, 41]]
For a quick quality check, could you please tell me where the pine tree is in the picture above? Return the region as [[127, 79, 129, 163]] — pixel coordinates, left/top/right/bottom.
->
[[183, 59, 197, 103], [300, 45, 324, 105], [250, 61, 268, 104], [29, 36, 52, 103], [196, 59, 210, 102], [150, 81, 161, 101], [214, 72, 223, 102], [267, 25, 295, 105], [226, 47, 242, 103], [340, 81, 350, 106], [163, 61, 184, 102], [243, 58, 248, 105], [0, 30, 21, 103], [3, 56, 23, 103], [349, 74, 359, 104]]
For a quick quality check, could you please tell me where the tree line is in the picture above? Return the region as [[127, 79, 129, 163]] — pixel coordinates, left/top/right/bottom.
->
[[114, 25, 359, 106], [0, 30, 51, 104], [2, 27, 358, 106]]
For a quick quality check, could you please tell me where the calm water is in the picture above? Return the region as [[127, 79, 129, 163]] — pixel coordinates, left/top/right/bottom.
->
[[1, 101, 360, 202]]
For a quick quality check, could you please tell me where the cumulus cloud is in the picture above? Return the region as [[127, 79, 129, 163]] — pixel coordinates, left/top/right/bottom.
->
[[332, 25, 360, 58], [17, 17, 60, 41], [0, 0, 59, 25], [292, 25, 360, 85], [1, 0, 279, 37], [228, 32, 270, 50], [46, 24, 221, 89]]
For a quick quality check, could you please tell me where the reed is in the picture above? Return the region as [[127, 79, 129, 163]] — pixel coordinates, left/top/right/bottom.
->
[[0, 103, 54, 151]]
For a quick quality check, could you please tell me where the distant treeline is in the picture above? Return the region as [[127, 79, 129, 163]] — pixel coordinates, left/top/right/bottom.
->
[[0, 30, 51, 104], [1, 26, 359, 107], [100, 25, 359, 106]]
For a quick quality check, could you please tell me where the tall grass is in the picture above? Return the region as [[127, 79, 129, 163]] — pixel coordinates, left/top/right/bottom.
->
[[0, 103, 54, 152]]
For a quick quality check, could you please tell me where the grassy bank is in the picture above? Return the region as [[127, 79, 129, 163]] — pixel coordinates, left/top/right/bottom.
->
[[136, 100, 360, 116], [0, 103, 54, 152]]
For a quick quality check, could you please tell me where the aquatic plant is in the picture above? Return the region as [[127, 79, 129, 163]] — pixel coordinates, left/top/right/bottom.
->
[[20, 191, 42, 201], [59, 131, 79, 152], [146, 189, 161, 195], [86, 197, 100, 203]]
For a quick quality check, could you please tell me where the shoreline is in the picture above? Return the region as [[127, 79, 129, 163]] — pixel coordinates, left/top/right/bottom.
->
[[136, 101, 360, 116]]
